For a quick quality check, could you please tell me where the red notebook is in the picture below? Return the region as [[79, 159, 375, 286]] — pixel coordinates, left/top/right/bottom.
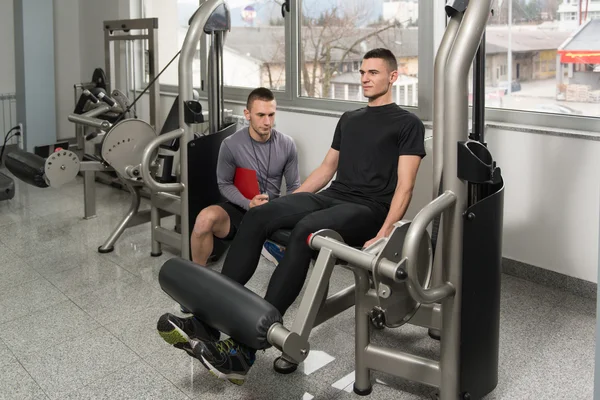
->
[[234, 167, 260, 200]]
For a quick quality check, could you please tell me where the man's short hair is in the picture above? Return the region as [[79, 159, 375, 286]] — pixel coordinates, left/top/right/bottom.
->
[[363, 48, 398, 73], [246, 87, 275, 110]]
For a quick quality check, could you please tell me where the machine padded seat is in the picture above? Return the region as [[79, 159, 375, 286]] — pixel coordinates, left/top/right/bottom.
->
[[159, 257, 282, 350]]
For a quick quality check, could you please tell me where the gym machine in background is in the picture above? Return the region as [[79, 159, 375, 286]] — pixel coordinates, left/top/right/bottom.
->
[[158, 1, 504, 400], [4, 17, 178, 253], [71, 18, 160, 220]]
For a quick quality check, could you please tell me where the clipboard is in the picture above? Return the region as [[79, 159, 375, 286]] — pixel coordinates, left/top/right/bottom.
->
[[234, 167, 260, 199]]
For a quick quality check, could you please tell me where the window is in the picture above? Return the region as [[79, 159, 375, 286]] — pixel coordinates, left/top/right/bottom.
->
[[141, 0, 201, 88], [469, 0, 600, 120], [222, 1, 286, 90], [298, 0, 419, 107]]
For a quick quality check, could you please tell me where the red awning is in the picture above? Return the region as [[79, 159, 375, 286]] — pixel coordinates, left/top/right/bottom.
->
[[558, 50, 600, 64]]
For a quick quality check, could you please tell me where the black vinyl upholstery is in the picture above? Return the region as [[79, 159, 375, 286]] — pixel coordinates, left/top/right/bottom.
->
[[4, 149, 48, 188], [159, 257, 282, 350]]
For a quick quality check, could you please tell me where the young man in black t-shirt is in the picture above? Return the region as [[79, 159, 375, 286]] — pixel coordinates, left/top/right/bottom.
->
[[158, 48, 426, 384]]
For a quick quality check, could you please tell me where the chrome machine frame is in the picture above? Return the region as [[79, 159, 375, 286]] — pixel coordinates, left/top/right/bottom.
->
[[65, 18, 164, 253]]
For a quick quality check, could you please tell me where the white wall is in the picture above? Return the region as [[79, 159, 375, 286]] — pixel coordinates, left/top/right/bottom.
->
[[54, 0, 81, 140], [0, 0, 15, 94], [486, 128, 600, 283]]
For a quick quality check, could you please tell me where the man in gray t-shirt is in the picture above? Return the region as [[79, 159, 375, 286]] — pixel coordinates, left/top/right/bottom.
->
[[191, 88, 300, 265]]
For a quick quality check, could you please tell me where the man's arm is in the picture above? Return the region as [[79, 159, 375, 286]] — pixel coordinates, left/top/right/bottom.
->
[[364, 155, 422, 247], [283, 140, 301, 193], [216, 143, 253, 210], [293, 148, 339, 194]]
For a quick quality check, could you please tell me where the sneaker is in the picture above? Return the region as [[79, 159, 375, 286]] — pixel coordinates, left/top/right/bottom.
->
[[194, 338, 256, 385], [156, 313, 220, 357], [261, 241, 285, 266]]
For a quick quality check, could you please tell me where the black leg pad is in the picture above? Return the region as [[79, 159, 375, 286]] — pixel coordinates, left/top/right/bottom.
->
[[158, 257, 283, 350]]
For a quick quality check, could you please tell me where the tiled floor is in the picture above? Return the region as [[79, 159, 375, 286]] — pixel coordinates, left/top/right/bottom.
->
[[0, 173, 595, 399]]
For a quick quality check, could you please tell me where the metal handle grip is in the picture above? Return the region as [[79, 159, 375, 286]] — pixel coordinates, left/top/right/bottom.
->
[[141, 128, 185, 192], [403, 191, 457, 304], [68, 114, 112, 130], [68, 103, 112, 130]]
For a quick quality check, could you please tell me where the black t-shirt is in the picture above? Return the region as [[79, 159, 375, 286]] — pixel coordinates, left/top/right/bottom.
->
[[321, 103, 426, 215]]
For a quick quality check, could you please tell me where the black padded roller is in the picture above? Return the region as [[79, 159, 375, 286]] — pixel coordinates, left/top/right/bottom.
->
[[4, 149, 48, 188], [158, 257, 283, 350]]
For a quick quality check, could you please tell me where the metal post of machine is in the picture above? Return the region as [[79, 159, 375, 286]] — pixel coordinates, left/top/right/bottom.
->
[[470, 32, 488, 205], [471, 32, 486, 144], [430, 12, 462, 340], [148, 20, 160, 130], [440, 1, 493, 399], [352, 267, 375, 395], [208, 33, 220, 133], [217, 31, 225, 129]]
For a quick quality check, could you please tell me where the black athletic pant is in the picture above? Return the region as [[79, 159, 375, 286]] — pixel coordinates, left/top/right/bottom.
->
[[221, 192, 387, 317]]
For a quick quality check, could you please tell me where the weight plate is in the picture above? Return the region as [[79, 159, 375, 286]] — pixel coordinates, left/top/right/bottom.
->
[[101, 119, 157, 181], [44, 150, 80, 187]]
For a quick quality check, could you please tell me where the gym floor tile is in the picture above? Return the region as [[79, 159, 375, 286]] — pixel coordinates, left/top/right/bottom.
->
[[0, 300, 101, 356], [142, 344, 221, 398], [23, 247, 116, 278], [16, 327, 141, 400], [0, 278, 68, 325], [0, 257, 42, 292], [0, 200, 40, 227], [44, 257, 139, 298], [59, 361, 189, 400], [104, 303, 184, 360], [0, 337, 16, 368], [102, 238, 177, 269], [0, 359, 49, 400], [70, 278, 175, 326]]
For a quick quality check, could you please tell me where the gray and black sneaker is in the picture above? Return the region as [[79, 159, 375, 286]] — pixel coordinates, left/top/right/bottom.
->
[[157, 313, 220, 357], [194, 338, 256, 385]]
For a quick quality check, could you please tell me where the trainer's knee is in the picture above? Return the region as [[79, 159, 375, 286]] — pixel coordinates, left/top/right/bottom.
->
[[193, 208, 222, 237]]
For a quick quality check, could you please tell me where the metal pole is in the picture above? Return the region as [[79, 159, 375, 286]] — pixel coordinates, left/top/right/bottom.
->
[[208, 33, 219, 134], [441, 0, 493, 398], [472, 33, 486, 143], [431, 16, 462, 336], [149, 22, 160, 131], [217, 31, 225, 130]]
